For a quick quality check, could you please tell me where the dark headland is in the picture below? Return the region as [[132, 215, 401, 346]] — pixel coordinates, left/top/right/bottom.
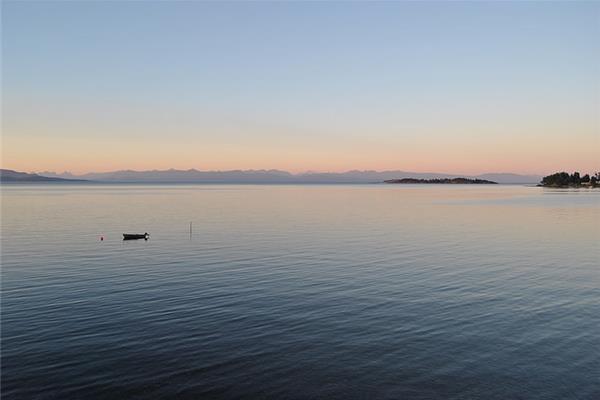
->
[[384, 177, 497, 184], [538, 172, 600, 188]]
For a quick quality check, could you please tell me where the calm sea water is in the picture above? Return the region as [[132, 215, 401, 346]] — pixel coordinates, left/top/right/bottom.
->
[[2, 184, 599, 399]]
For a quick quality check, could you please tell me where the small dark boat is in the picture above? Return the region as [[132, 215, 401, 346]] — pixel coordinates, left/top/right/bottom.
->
[[123, 233, 149, 240]]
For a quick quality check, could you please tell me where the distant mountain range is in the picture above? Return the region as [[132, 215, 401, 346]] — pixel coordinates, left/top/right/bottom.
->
[[32, 168, 542, 184], [0, 169, 87, 183]]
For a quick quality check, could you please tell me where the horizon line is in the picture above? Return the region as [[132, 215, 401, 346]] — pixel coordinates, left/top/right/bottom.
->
[[2, 166, 560, 177]]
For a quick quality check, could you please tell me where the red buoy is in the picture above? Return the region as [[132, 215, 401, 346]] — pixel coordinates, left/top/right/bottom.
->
[[100, 236, 104, 241]]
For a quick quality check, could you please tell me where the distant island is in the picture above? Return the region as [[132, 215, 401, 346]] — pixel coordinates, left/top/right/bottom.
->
[[0, 169, 87, 183], [384, 178, 497, 184], [539, 172, 599, 188]]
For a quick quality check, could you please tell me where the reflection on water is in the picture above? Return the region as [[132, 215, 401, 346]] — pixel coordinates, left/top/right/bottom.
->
[[2, 184, 599, 399]]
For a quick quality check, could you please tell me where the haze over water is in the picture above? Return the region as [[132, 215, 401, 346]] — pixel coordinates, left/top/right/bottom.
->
[[2, 184, 599, 399]]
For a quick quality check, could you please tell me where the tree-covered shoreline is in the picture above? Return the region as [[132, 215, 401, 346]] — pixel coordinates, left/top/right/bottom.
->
[[539, 172, 600, 188]]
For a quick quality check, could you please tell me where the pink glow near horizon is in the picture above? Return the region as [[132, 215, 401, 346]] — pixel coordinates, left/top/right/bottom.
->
[[3, 2, 599, 177]]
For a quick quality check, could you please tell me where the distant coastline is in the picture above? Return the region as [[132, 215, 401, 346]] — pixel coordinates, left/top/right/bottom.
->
[[1, 168, 541, 184], [384, 178, 497, 184], [3, 168, 600, 188], [0, 169, 87, 183]]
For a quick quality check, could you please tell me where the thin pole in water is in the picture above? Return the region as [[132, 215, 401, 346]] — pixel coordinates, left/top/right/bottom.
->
[[190, 221, 192, 239]]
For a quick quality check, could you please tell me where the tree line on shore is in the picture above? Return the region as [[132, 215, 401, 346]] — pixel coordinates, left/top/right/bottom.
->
[[540, 172, 600, 187]]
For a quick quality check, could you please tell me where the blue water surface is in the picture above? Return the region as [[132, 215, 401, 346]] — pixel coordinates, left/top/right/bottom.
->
[[2, 184, 599, 399]]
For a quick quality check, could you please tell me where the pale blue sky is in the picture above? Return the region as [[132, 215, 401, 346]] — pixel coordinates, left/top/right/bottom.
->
[[3, 1, 599, 174]]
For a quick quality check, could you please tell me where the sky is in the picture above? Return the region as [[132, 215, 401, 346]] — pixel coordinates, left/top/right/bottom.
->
[[2, 1, 599, 175]]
